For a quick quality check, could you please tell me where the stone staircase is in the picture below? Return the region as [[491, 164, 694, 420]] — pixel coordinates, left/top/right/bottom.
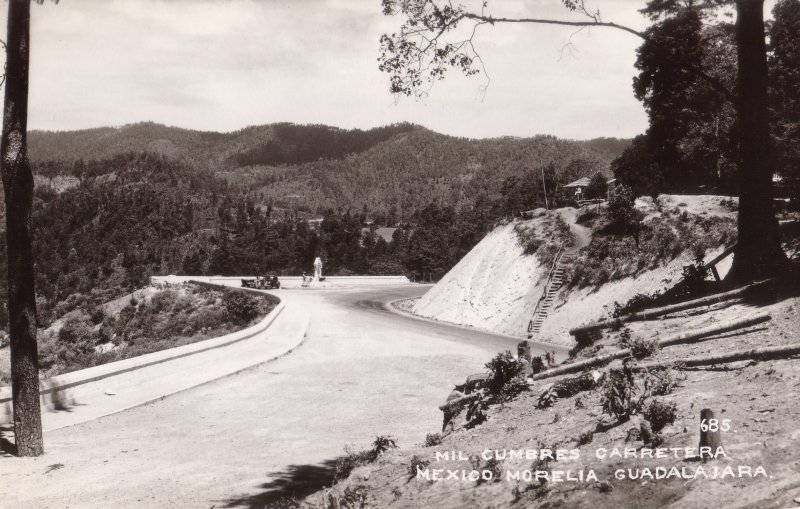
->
[[528, 247, 577, 337]]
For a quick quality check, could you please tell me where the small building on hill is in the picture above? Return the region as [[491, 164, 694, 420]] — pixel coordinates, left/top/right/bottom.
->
[[562, 177, 617, 202], [562, 177, 591, 199]]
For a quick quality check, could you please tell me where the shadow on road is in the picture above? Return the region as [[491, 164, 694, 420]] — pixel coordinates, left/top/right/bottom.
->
[[0, 424, 17, 457], [223, 459, 338, 508]]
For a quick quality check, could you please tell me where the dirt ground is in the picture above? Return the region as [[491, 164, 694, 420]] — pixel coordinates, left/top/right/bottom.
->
[[0, 285, 547, 509], [309, 291, 800, 509]]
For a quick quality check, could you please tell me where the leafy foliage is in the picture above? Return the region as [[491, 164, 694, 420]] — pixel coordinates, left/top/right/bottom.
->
[[566, 207, 736, 288], [423, 433, 443, 447], [27, 284, 273, 380], [371, 435, 398, 458], [484, 351, 528, 403], [585, 173, 608, 199], [605, 185, 643, 237], [769, 0, 800, 186], [601, 368, 640, 421], [643, 399, 677, 433], [407, 455, 430, 479], [222, 291, 260, 325], [628, 336, 660, 359]]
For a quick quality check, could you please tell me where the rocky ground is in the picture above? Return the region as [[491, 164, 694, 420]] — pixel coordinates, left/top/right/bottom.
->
[[304, 289, 800, 509]]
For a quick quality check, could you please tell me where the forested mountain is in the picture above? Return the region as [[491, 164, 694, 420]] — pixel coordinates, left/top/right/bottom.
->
[[0, 123, 629, 332], [29, 122, 628, 216]]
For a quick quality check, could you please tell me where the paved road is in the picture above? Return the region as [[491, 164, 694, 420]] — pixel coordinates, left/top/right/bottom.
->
[[0, 285, 559, 509]]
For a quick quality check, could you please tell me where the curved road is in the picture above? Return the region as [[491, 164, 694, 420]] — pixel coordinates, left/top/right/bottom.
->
[[0, 285, 566, 509]]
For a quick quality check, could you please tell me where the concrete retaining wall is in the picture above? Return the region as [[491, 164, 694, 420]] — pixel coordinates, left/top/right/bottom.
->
[[153, 275, 411, 289], [0, 293, 285, 406]]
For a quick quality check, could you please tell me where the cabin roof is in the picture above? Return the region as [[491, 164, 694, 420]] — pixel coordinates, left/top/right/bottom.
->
[[563, 177, 591, 188]]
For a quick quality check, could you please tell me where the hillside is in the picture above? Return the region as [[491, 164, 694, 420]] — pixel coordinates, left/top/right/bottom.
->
[[304, 198, 800, 509], [0, 122, 631, 351], [29, 122, 630, 216], [411, 212, 571, 338], [411, 195, 744, 345]]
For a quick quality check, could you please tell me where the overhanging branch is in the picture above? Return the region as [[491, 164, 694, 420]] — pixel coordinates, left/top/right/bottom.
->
[[460, 12, 736, 104]]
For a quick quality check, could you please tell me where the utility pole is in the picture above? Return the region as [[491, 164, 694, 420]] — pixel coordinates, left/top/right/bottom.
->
[[540, 159, 549, 210]]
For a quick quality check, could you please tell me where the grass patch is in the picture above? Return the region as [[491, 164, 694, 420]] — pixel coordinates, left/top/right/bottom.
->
[[513, 212, 575, 266]]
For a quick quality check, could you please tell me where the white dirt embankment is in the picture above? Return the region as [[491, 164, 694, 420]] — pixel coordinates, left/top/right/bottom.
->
[[412, 221, 546, 338], [413, 197, 737, 347]]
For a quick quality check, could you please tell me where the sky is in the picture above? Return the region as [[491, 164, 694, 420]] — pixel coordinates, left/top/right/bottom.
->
[[0, 0, 748, 139]]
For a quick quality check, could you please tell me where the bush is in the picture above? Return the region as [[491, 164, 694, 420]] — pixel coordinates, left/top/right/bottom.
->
[[222, 290, 260, 324], [644, 367, 681, 396], [485, 351, 528, 403], [605, 185, 642, 236], [58, 311, 96, 351], [643, 399, 677, 433], [407, 455, 430, 479], [371, 435, 397, 458], [585, 173, 608, 199], [151, 290, 178, 313], [613, 292, 661, 317], [513, 214, 574, 263], [334, 448, 373, 482], [629, 336, 659, 359], [424, 433, 443, 447], [601, 369, 639, 421], [568, 211, 735, 289]]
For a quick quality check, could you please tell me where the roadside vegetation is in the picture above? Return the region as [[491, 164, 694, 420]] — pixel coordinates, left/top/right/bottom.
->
[[0, 283, 274, 383], [565, 191, 737, 288], [513, 212, 575, 267]]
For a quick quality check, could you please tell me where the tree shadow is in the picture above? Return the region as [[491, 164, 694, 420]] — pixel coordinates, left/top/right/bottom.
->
[[0, 424, 17, 457], [222, 459, 338, 508]]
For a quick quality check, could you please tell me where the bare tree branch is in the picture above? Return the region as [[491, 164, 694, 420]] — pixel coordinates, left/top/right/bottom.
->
[[379, 0, 736, 103]]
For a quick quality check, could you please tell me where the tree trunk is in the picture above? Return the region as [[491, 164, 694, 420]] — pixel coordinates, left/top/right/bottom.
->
[[532, 312, 771, 381], [2, 0, 43, 456], [698, 409, 724, 461], [727, 0, 787, 282]]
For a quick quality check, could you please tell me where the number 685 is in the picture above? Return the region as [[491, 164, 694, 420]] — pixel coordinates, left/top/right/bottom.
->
[[700, 418, 730, 432]]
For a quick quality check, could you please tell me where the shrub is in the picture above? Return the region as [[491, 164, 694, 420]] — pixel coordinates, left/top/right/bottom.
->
[[573, 328, 602, 351], [585, 172, 608, 199], [407, 455, 430, 479], [480, 457, 503, 484], [601, 369, 639, 421], [605, 185, 642, 236], [643, 399, 677, 433], [629, 336, 659, 359], [485, 351, 528, 403], [58, 311, 96, 351], [617, 326, 633, 347], [371, 435, 397, 458], [89, 306, 107, 325], [644, 367, 681, 396], [613, 292, 661, 317], [513, 214, 574, 263], [151, 290, 178, 313], [424, 433, 443, 447], [466, 397, 489, 428], [222, 290, 260, 324], [530, 356, 546, 374], [334, 447, 373, 482]]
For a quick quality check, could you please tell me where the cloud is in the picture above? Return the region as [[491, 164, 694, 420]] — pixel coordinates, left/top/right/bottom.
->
[[11, 0, 667, 139]]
